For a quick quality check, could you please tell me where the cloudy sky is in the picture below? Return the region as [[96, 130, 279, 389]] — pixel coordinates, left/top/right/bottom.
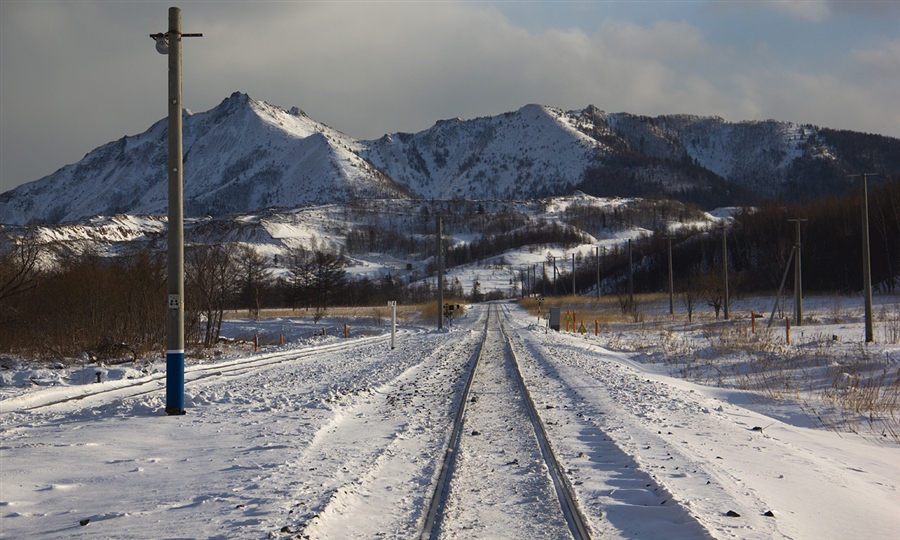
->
[[1, 0, 898, 194]]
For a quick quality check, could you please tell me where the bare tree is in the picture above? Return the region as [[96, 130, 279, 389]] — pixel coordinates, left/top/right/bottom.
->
[[699, 270, 724, 319], [286, 246, 314, 310], [0, 228, 42, 306], [237, 245, 270, 321], [310, 251, 347, 311], [679, 264, 701, 323], [186, 243, 240, 348]]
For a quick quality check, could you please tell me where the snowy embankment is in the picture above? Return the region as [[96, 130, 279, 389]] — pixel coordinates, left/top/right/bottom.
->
[[1, 304, 898, 539]]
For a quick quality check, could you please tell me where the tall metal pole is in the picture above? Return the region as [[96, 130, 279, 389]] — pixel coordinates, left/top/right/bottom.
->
[[788, 219, 807, 326], [437, 216, 443, 330], [666, 236, 674, 316], [153, 7, 200, 415], [552, 255, 557, 294], [595, 246, 601, 300], [628, 239, 634, 305], [389, 300, 396, 350], [861, 174, 874, 342], [165, 6, 185, 415], [721, 226, 729, 320], [572, 253, 575, 296], [794, 219, 801, 326], [542, 261, 546, 297]]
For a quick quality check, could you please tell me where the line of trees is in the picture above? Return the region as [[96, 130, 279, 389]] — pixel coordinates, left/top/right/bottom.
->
[[444, 221, 590, 267], [0, 241, 167, 359], [3, 178, 896, 358], [544, 177, 900, 307], [0, 234, 455, 358]]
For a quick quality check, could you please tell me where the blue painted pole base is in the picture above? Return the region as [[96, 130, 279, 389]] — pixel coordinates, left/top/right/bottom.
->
[[165, 350, 186, 415]]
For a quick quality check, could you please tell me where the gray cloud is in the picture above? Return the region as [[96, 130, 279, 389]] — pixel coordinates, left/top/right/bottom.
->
[[1, 1, 898, 194]]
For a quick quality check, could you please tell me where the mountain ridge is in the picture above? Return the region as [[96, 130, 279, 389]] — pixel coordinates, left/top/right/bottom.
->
[[2, 91, 898, 225]]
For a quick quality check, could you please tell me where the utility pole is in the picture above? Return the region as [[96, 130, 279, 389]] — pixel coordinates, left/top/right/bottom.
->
[[628, 239, 634, 306], [389, 300, 397, 350], [552, 255, 557, 294], [859, 173, 875, 342], [152, 7, 201, 416], [664, 236, 674, 317], [437, 216, 443, 330], [542, 261, 546, 297], [720, 225, 729, 320], [595, 246, 601, 300], [572, 253, 576, 296], [788, 219, 807, 326]]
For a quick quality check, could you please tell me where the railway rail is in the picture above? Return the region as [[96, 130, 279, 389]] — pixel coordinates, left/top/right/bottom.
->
[[1, 326, 423, 416], [421, 304, 591, 540]]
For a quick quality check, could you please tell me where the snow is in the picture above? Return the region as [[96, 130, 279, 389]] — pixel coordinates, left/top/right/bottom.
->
[[2, 302, 898, 539]]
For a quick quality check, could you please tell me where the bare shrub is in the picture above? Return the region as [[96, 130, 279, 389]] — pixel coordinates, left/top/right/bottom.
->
[[880, 304, 900, 344], [0, 245, 166, 359]]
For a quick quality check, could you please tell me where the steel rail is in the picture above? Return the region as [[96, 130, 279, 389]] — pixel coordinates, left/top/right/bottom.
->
[[4, 327, 422, 414], [498, 304, 592, 540], [420, 304, 591, 540], [419, 305, 492, 540]]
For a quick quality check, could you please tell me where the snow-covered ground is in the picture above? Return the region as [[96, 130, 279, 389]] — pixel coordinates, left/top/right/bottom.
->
[[1, 302, 898, 539]]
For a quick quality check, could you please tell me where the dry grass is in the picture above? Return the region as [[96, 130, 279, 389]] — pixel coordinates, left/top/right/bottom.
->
[[227, 301, 469, 325], [519, 295, 634, 325], [644, 314, 900, 443]]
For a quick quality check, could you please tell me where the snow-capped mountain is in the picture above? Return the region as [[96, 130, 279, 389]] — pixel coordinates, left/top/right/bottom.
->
[[361, 104, 599, 200], [2, 91, 897, 225], [0, 93, 410, 225]]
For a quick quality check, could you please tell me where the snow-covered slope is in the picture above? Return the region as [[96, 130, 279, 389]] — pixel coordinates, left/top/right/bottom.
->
[[602, 112, 838, 196], [360, 104, 601, 200], [0, 93, 410, 225]]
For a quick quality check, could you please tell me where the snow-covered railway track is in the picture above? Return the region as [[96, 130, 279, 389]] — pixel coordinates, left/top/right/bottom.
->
[[422, 304, 591, 540], [1, 327, 423, 416]]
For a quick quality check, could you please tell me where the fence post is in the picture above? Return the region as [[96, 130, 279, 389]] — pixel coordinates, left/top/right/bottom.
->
[[751, 311, 756, 334], [253, 333, 258, 352], [279, 334, 284, 345], [595, 320, 599, 336], [785, 317, 790, 344]]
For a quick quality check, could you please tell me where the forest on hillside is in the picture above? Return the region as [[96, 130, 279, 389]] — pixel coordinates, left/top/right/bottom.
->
[[1, 180, 897, 357]]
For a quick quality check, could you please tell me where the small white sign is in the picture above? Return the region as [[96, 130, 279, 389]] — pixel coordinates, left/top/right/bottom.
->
[[168, 294, 181, 309]]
